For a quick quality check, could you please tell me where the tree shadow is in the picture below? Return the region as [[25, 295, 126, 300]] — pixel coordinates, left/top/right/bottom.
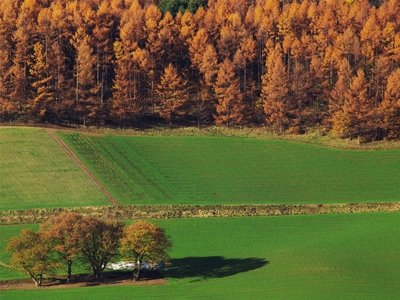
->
[[165, 256, 268, 281], [42, 270, 164, 287]]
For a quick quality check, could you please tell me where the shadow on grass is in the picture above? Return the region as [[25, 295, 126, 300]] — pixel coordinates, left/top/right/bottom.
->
[[165, 256, 268, 281]]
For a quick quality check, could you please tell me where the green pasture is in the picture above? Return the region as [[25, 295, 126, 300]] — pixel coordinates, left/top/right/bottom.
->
[[1, 213, 400, 299], [60, 132, 400, 205], [0, 128, 108, 210]]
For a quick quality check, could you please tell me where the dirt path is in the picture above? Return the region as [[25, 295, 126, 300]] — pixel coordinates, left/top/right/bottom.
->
[[46, 129, 120, 207], [0, 276, 166, 291]]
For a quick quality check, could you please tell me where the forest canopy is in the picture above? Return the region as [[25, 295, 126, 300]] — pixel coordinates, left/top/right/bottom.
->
[[0, 0, 399, 141]]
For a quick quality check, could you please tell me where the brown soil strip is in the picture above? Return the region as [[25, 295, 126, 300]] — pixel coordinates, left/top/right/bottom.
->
[[1, 202, 400, 225], [46, 129, 120, 207], [0, 273, 166, 291]]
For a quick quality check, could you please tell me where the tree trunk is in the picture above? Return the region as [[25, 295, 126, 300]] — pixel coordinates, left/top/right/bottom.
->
[[197, 89, 201, 128], [151, 79, 155, 114], [75, 65, 79, 108], [92, 264, 98, 278], [30, 274, 38, 287], [133, 259, 141, 281], [67, 260, 72, 283], [37, 274, 43, 287]]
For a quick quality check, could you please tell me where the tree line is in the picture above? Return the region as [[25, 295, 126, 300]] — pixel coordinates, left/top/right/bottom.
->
[[0, 0, 399, 141], [7, 212, 171, 287]]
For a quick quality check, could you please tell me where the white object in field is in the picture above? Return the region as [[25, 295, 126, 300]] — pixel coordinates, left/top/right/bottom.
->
[[107, 262, 136, 271], [106, 261, 163, 271]]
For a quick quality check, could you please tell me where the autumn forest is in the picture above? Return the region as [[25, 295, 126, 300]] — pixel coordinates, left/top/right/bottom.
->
[[0, 0, 399, 141]]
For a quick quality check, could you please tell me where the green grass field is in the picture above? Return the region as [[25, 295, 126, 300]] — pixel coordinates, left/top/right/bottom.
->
[[2, 127, 399, 298], [1, 213, 400, 299], [0, 128, 108, 210], [60, 132, 400, 205]]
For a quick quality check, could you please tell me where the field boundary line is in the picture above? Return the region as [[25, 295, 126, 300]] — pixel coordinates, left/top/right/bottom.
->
[[3, 124, 400, 151], [1, 202, 400, 225], [46, 129, 120, 207], [0, 260, 13, 269]]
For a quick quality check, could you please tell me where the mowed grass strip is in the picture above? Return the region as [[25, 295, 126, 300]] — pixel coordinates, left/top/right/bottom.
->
[[60, 132, 400, 205], [0, 128, 108, 210], [1, 213, 400, 299]]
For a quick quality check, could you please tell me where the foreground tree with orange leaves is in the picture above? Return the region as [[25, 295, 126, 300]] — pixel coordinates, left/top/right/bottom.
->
[[120, 220, 171, 281], [75, 217, 123, 279], [40, 212, 85, 282], [7, 229, 58, 287], [7, 214, 173, 286]]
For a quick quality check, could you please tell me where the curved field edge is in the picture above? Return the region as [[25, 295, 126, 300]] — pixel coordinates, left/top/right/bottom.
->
[[1, 213, 400, 299], [1, 202, 400, 225], [58, 132, 400, 206]]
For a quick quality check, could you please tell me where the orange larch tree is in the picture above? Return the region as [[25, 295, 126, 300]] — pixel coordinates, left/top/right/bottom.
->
[[329, 58, 353, 119], [29, 42, 54, 120], [111, 1, 148, 124], [145, 4, 163, 112], [380, 68, 400, 139], [214, 58, 245, 126], [11, 0, 41, 112], [198, 44, 219, 123], [157, 63, 188, 125], [0, 0, 18, 120], [72, 29, 101, 125], [0, 0, 397, 140], [93, 1, 118, 107], [261, 46, 290, 132], [332, 69, 376, 140]]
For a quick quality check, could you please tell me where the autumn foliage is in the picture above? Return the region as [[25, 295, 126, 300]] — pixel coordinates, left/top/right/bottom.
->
[[121, 220, 171, 281], [40, 213, 85, 282], [7, 213, 171, 286], [7, 229, 58, 287], [0, 0, 399, 140], [157, 63, 188, 125]]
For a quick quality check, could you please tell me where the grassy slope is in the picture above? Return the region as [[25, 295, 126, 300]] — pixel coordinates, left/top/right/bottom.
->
[[0, 128, 108, 210], [60, 132, 400, 205], [2, 213, 400, 299]]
